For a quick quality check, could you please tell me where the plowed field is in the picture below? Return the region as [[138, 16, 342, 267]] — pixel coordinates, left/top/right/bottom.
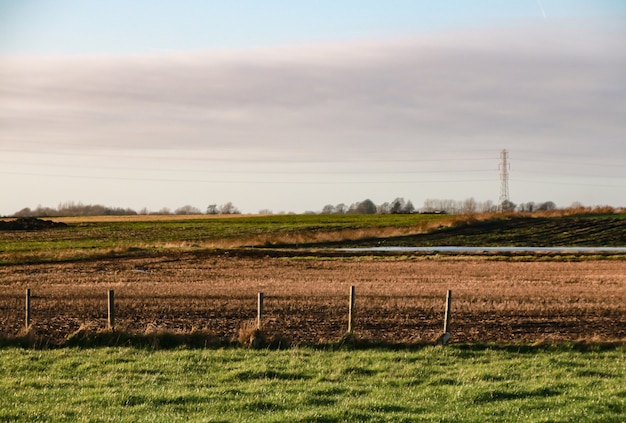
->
[[1, 253, 625, 345]]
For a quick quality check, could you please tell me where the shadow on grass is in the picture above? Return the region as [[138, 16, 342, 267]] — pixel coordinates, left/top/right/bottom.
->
[[1, 328, 624, 352]]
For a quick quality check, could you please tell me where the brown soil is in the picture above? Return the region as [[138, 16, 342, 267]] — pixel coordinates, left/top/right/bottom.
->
[[0, 217, 67, 231], [1, 253, 625, 346]]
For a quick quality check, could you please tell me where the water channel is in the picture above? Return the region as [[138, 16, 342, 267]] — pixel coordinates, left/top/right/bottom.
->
[[339, 246, 626, 253]]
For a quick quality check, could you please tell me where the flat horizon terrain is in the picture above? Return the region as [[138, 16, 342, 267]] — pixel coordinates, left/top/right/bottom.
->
[[2, 212, 625, 421]]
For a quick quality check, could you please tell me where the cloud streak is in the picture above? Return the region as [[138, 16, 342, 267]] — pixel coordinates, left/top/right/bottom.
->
[[2, 22, 625, 160], [1, 21, 625, 213]]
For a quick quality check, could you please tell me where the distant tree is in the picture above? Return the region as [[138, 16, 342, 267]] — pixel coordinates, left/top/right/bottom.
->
[[481, 200, 495, 213], [206, 204, 219, 215], [175, 205, 201, 215], [569, 201, 584, 210], [13, 208, 32, 217], [423, 198, 455, 213], [219, 202, 240, 214], [321, 204, 335, 214], [257, 209, 273, 215], [422, 199, 438, 213], [501, 200, 516, 212], [351, 199, 377, 214], [462, 197, 477, 215], [517, 202, 535, 213], [403, 200, 415, 214], [390, 198, 406, 214], [335, 203, 347, 214], [13, 203, 138, 217], [537, 201, 556, 211], [377, 202, 391, 214], [388, 198, 415, 214], [32, 205, 57, 216]]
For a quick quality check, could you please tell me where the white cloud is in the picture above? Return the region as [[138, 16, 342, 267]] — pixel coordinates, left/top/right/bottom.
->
[[1, 21, 625, 213]]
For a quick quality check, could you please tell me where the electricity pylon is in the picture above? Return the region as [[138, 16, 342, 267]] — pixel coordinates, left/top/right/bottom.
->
[[498, 149, 511, 211]]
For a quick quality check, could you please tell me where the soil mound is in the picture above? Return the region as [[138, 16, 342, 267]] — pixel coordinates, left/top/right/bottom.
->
[[0, 217, 67, 231]]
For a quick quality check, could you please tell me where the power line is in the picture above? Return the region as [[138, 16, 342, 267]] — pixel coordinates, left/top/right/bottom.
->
[[514, 157, 625, 168], [0, 147, 495, 163], [512, 178, 626, 189], [5, 147, 623, 168], [0, 170, 495, 185], [0, 160, 492, 175]]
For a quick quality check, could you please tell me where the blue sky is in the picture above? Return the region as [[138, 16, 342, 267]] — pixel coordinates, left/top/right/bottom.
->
[[1, 1, 624, 55], [1, 1, 625, 214]]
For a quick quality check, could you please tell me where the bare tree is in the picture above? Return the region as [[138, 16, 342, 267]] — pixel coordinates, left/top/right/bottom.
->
[[349, 199, 377, 214], [390, 198, 406, 214], [219, 202, 241, 214], [462, 197, 477, 214], [321, 204, 336, 214], [501, 200, 516, 212], [537, 201, 556, 211], [403, 200, 415, 214], [175, 205, 201, 215], [377, 202, 391, 214]]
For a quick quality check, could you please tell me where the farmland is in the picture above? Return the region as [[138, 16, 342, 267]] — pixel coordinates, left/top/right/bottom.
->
[[1, 249, 625, 347], [1, 212, 625, 265], [1, 212, 625, 422], [0, 213, 448, 265], [1, 212, 625, 346]]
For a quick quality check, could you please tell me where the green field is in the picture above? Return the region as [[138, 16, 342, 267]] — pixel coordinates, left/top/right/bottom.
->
[[337, 214, 626, 248], [1, 212, 625, 265], [0, 214, 446, 264], [1, 345, 624, 422]]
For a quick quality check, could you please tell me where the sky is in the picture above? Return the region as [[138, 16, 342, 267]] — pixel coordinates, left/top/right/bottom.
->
[[1, 0, 625, 215]]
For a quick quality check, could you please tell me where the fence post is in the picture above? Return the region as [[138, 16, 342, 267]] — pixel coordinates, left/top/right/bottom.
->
[[347, 286, 355, 333], [443, 289, 452, 334], [437, 290, 452, 345], [25, 288, 31, 329], [257, 292, 264, 329], [107, 290, 115, 331]]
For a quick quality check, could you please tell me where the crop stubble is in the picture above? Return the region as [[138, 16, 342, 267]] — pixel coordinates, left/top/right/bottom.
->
[[1, 254, 625, 345]]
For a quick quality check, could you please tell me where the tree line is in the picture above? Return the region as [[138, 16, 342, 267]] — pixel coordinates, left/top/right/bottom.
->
[[9, 198, 611, 218], [11, 202, 242, 217]]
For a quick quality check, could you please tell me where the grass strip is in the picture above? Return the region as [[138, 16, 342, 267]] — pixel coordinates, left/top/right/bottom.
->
[[1, 345, 624, 422]]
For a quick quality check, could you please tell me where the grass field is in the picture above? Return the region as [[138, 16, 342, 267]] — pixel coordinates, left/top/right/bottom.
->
[[0, 213, 449, 264], [1, 345, 624, 422], [2, 212, 624, 266], [330, 213, 626, 248]]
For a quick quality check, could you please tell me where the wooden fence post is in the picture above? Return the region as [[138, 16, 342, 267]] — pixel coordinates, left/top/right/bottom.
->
[[107, 290, 115, 331], [257, 292, 264, 329], [347, 286, 355, 333], [25, 288, 31, 329], [443, 289, 452, 334], [437, 290, 452, 345]]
